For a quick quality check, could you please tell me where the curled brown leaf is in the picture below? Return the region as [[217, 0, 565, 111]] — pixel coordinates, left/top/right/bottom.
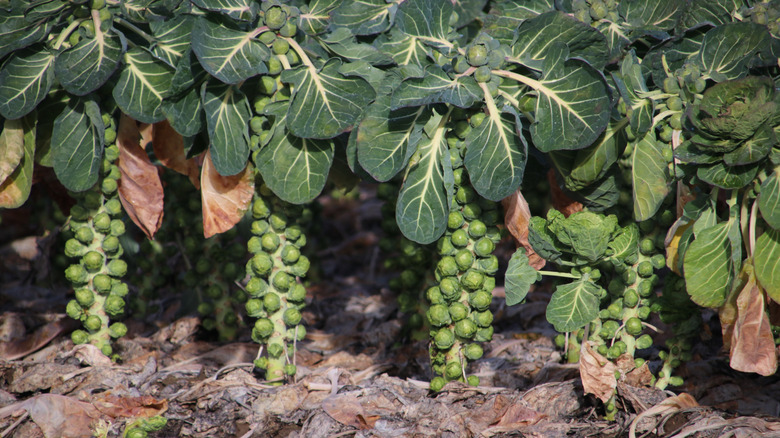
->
[[151, 120, 200, 188], [729, 268, 778, 376], [579, 341, 616, 404], [502, 189, 545, 270], [200, 151, 254, 238], [547, 169, 582, 217]]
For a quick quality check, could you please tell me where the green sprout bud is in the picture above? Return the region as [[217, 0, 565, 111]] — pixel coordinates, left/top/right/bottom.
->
[[400, 269, 418, 288], [464, 343, 483, 360], [253, 199, 271, 219], [455, 318, 477, 338], [455, 186, 475, 205], [246, 299, 264, 317], [104, 294, 125, 316], [281, 245, 300, 265], [454, 249, 474, 271], [291, 255, 310, 277], [269, 212, 287, 231], [84, 314, 102, 332], [253, 318, 275, 339], [267, 342, 284, 358], [467, 44, 488, 66], [65, 239, 86, 258], [478, 256, 499, 275], [637, 261, 654, 278], [637, 280, 654, 297], [254, 357, 269, 369], [272, 38, 289, 55], [637, 306, 651, 320], [430, 377, 446, 392], [105, 199, 122, 216], [467, 375, 480, 386], [453, 120, 471, 139], [448, 211, 465, 229], [261, 232, 280, 252], [263, 292, 281, 312], [600, 320, 620, 340], [462, 270, 484, 291], [259, 31, 276, 46], [284, 363, 297, 376], [93, 273, 112, 293], [251, 253, 274, 277], [109, 219, 125, 237], [473, 310, 493, 328], [427, 286, 445, 305], [250, 116, 265, 134], [636, 334, 653, 350], [93, 213, 111, 233], [206, 284, 222, 300], [473, 65, 492, 83], [434, 328, 456, 349], [66, 264, 88, 285], [264, 6, 287, 30], [639, 238, 655, 255], [283, 308, 302, 326], [469, 290, 491, 311], [288, 284, 306, 303], [462, 203, 482, 221], [437, 256, 459, 277], [622, 269, 637, 285], [83, 192, 101, 209], [287, 325, 307, 341], [427, 304, 452, 327], [468, 220, 487, 239], [448, 302, 468, 321], [82, 251, 104, 272], [246, 277, 269, 297], [623, 289, 639, 308], [101, 235, 120, 254], [107, 259, 127, 277], [439, 277, 461, 301], [475, 326, 493, 342], [101, 178, 117, 195], [198, 303, 213, 316], [75, 227, 94, 244], [72, 329, 89, 345], [285, 225, 303, 241], [278, 21, 297, 38], [109, 322, 127, 338], [75, 288, 95, 307], [625, 317, 643, 336], [445, 361, 462, 380], [450, 229, 469, 248], [66, 300, 85, 320], [473, 237, 494, 258], [272, 271, 292, 291]]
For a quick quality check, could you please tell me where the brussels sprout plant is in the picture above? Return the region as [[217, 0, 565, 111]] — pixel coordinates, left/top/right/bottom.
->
[[1, 0, 780, 419]]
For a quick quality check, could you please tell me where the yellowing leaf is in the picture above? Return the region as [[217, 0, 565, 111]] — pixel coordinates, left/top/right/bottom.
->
[[729, 267, 778, 376], [201, 151, 254, 238], [664, 219, 693, 275], [0, 117, 35, 208], [117, 114, 164, 240], [0, 118, 25, 184]]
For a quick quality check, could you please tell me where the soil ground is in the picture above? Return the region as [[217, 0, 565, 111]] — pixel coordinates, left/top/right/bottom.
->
[[1, 186, 780, 437]]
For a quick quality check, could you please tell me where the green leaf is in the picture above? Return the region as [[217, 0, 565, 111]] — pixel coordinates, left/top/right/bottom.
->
[[511, 11, 609, 71], [191, 14, 269, 84], [161, 88, 204, 137], [632, 131, 671, 221], [608, 224, 639, 263], [550, 118, 625, 192], [0, 116, 35, 208], [170, 49, 210, 95], [256, 121, 334, 204], [528, 215, 562, 262], [330, 0, 394, 36], [546, 279, 601, 332], [391, 65, 482, 109], [722, 125, 775, 166], [281, 58, 376, 139], [505, 249, 539, 306], [395, 0, 454, 54], [113, 48, 175, 124], [563, 172, 620, 211], [395, 110, 451, 244], [483, 0, 555, 43], [320, 28, 394, 65], [0, 117, 25, 184], [696, 162, 758, 189], [683, 221, 732, 308], [521, 43, 611, 152], [612, 52, 653, 137], [120, 0, 174, 23], [23, 0, 67, 23], [191, 0, 258, 21], [201, 81, 251, 176], [754, 228, 780, 303], [150, 15, 194, 67], [452, 0, 488, 28], [51, 97, 104, 192], [680, 0, 742, 28], [55, 29, 122, 96], [463, 96, 527, 201], [759, 168, 780, 230], [617, 0, 684, 32], [373, 28, 431, 67], [674, 140, 722, 164], [643, 27, 706, 88], [0, 45, 54, 119], [33, 90, 69, 167], [697, 22, 771, 81], [299, 0, 339, 36], [0, 8, 50, 59], [356, 94, 429, 182]]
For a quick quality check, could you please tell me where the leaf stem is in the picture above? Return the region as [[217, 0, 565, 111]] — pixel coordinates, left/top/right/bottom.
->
[[52, 19, 84, 50], [537, 270, 580, 279], [748, 198, 758, 257], [284, 37, 315, 69], [114, 16, 155, 43]]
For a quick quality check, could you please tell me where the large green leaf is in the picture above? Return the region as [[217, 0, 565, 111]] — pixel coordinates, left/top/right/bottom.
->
[[617, 0, 683, 32], [0, 8, 50, 59], [34, 91, 70, 167], [643, 27, 706, 88], [463, 94, 526, 201], [55, 29, 122, 96], [391, 65, 482, 109], [505, 249, 539, 306], [256, 119, 334, 204], [564, 172, 620, 211], [679, 0, 742, 28], [395, 110, 452, 244], [452, 0, 488, 28], [482, 0, 554, 43], [528, 215, 562, 262], [395, 0, 454, 54], [201, 81, 251, 176], [299, 0, 339, 36], [191, 0, 258, 21], [51, 97, 104, 192], [113, 48, 175, 123], [23, 0, 67, 23], [150, 15, 194, 67], [519, 44, 611, 152], [697, 22, 771, 81], [608, 224, 639, 264], [632, 132, 670, 221], [546, 279, 601, 332], [511, 11, 609, 71], [330, 0, 394, 36], [0, 116, 35, 208], [754, 228, 780, 303], [683, 221, 732, 308], [170, 49, 210, 95], [722, 124, 775, 166], [162, 88, 204, 137], [612, 52, 653, 138], [550, 118, 624, 192], [356, 94, 429, 182], [320, 28, 394, 65], [373, 28, 431, 66], [281, 58, 375, 139], [0, 45, 54, 119], [696, 162, 758, 189], [759, 168, 780, 230], [191, 14, 269, 84]]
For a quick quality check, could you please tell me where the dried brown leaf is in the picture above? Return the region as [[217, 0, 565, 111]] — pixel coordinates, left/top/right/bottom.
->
[[117, 114, 164, 239], [91, 394, 167, 419], [547, 169, 582, 217], [579, 341, 617, 403], [0, 394, 102, 438], [151, 120, 200, 188], [502, 189, 546, 270], [730, 272, 778, 376], [0, 317, 75, 361], [200, 151, 254, 238], [629, 393, 699, 438], [322, 393, 373, 429]]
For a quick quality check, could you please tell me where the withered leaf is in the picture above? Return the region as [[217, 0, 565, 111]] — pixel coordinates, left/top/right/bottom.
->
[[322, 393, 374, 430], [201, 151, 254, 238], [580, 341, 617, 403], [502, 189, 546, 270], [547, 169, 583, 217], [117, 114, 164, 240], [730, 269, 778, 376], [152, 120, 200, 188]]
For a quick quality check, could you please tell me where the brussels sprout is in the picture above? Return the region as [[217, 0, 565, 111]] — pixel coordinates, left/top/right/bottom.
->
[[72, 329, 89, 345], [251, 253, 274, 277], [101, 235, 120, 254], [92, 274, 112, 294], [478, 256, 499, 275], [467, 375, 480, 386], [253, 318, 274, 339], [473, 237, 494, 258], [273, 271, 293, 291], [625, 317, 643, 336], [254, 357, 269, 370], [475, 326, 493, 342], [636, 334, 653, 349], [437, 256, 459, 278], [430, 376, 446, 392], [439, 277, 461, 301], [282, 308, 302, 326], [66, 264, 88, 284], [462, 203, 482, 221], [607, 301, 623, 319], [291, 255, 310, 277], [263, 293, 281, 312], [450, 229, 469, 248], [73, 288, 95, 307], [623, 289, 639, 308], [434, 328, 456, 349], [467, 44, 488, 66], [283, 363, 297, 376], [246, 277, 268, 297], [101, 177, 117, 195], [469, 290, 491, 311], [65, 239, 86, 258], [637, 261, 654, 278], [285, 225, 303, 241], [269, 212, 288, 231], [473, 65, 492, 83], [92, 213, 111, 233], [197, 302, 213, 316], [427, 304, 452, 327], [281, 245, 300, 265], [454, 249, 474, 271], [481, 276, 495, 292], [448, 302, 468, 321], [637, 280, 653, 297], [622, 269, 637, 285], [466, 220, 486, 239], [75, 227, 94, 244], [454, 318, 477, 338], [109, 322, 127, 338], [639, 238, 655, 255], [287, 284, 306, 303], [473, 310, 493, 328], [637, 306, 651, 320], [444, 361, 462, 380], [246, 299, 264, 317], [260, 233, 279, 252], [84, 314, 103, 332], [264, 5, 287, 29], [81, 251, 104, 272], [461, 270, 484, 291], [464, 343, 483, 360], [426, 286, 445, 304], [600, 320, 620, 339], [272, 38, 289, 55], [267, 342, 284, 358], [66, 300, 86, 320], [107, 259, 127, 277], [278, 21, 297, 38], [104, 295, 125, 316], [287, 324, 306, 341]]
